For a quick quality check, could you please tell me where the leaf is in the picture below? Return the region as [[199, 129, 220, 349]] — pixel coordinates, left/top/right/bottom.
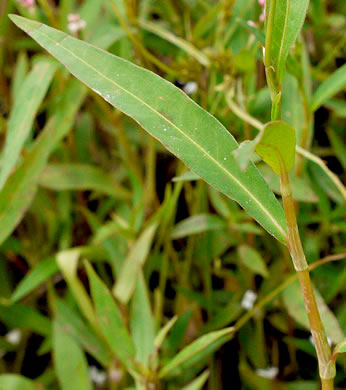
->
[[182, 370, 209, 390], [310, 64, 346, 112], [333, 338, 346, 358], [281, 73, 304, 144], [39, 163, 131, 199], [0, 303, 50, 336], [154, 316, 178, 350], [9, 15, 287, 244], [88, 23, 127, 49], [237, 245, 269, 278], [286, 381, 322, 390], [0, 80, 86, 245], [328, 129, 346, 169], [53, 320, 92, 390], [0, 58, 57, 190], [0, 375, 39, 390], [310, 163, 344, 205], [282, 280, 344, 344], [56, 248, 98, 331], [255, 121, 296, 175], [139, 19, 210, 67], [172, 171, 200, 182], [325, 98, 346, 118], [11, 256, 58, 302], [11, 51, 29, 102], [171, 214, 226, 239], [267, 0, 310, 83], [113, 223, 158, 304], [130, 271, 156, 367], [85, 262, 136, 368], [158, 327, 233, 378], [55, 298, 113, 367]]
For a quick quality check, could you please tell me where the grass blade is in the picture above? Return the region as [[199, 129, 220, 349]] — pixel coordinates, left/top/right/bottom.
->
[[11, 256, 58, 302], [113, 223, 158, 304], [131, 271, 156, 367], [310, 64, 346, 112], [85, 262, 136, 368], [0, 58, 57, 190], [55, 298, 113, 367], [0, 303, 50, 336], [0, 375, 38, 390], [39, 163, 131, 199], [171, 214, 226, 239], [9, 15, 287, 244], [0, 80, 86, 245], [158, 327, 233, 378], [53, 320, 92, 390], [182, 370, 210, 390]]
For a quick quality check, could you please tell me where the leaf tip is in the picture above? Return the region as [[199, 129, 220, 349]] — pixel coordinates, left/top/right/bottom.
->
[[8, 14, 41, 34]]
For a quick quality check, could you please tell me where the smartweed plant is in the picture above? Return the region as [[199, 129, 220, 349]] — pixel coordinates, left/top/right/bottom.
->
[[0, 1, 345, 389]]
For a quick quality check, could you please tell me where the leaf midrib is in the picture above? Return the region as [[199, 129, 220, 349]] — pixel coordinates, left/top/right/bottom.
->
[[29, 23, 286, 240]]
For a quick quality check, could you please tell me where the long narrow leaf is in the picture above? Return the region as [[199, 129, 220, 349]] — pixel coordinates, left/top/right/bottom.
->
[[0, 58, 57, 190], [113, 223, 158, 304], [55, 298, 113, 367], [0, 80, 86, 245], [130, 271, 156, 367], [39, 163, 131, 199], [268, 0, 310, 83], [310, 64, 346, 112], [9, 15, 287, 244], [53, 320, 92, 390], [0, 375, 38, 390], [159, 327, 233, 378], [85, 262, 136, 369], [11, 256, 58, 302]]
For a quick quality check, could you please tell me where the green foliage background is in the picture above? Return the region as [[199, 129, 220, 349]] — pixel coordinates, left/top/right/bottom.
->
[[0, 0, 345, 389]]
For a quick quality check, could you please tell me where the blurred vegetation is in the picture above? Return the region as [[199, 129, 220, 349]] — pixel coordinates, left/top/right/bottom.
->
[[0, 0, 345, 389]]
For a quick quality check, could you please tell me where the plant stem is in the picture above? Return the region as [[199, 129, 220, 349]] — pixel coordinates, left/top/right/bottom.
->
[[280, 167, 335, 389], [321, 379, 334, 390], [233, 254, 345, 332], [264, 0, 282, 120]]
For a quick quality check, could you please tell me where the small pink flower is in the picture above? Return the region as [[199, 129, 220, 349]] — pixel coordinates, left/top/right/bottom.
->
[[247, 20, 257, 28], [258, 0, 265, 7], [67, 13, 87, 34], [17, 0, 35, 8]]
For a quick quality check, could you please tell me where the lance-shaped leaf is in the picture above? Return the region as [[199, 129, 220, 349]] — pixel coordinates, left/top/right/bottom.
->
[[53, 320, 92, 390], [0, 80, 86, 245], [0, 375, 38, 390], [39, 163, 131, 199], [267, 0, 310, 83], [9, 15, 287, 243], [332, 338, 346, 361], [310, 63, 346, 112], [255, 121, 296, 176], [85, 262, 136, 368], [0, 58, 57, 190], [159, 327, 233, 378]]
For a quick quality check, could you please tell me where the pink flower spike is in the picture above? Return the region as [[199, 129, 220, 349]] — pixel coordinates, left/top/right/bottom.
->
[[258, 0, 265, 7]]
